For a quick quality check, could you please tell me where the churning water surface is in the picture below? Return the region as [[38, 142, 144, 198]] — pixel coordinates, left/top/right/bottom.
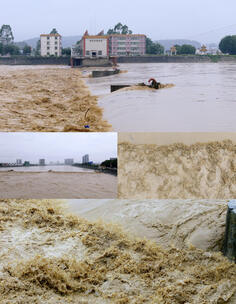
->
[[85, 63, 236, 132]]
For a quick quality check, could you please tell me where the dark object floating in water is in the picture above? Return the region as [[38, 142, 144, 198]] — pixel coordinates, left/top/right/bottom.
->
[[92, 69, 120, 78], [223, 200, 236, 263], [111, 78, 161, 92], [111, 85, 131, 92]]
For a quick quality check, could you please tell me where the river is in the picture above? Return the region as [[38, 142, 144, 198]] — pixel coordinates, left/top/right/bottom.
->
[[85, 62, 236, 132], [0, 165, 93, 172]]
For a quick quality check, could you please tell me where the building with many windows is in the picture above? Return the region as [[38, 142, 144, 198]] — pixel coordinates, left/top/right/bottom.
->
[[109, 34, 146, 56], [72, 31, 146, 58], [39, 159, 45, 166], [64, 158, 74, 165], [40, 33, 62, 57], [16, 159, 22, 165], [82, 154, 89, 164]]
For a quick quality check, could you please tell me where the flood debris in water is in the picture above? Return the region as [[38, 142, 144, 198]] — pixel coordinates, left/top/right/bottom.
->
[[0, 199, 236, 303]]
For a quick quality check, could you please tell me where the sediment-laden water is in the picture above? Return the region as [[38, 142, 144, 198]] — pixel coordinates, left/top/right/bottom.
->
[[0, 172, 117, 199], [0, 199, 235, 304], [0, 65, 111, 132], [118, 140, 236, 199], [86, 62, 236, 132], [67, 199, 228, 252]]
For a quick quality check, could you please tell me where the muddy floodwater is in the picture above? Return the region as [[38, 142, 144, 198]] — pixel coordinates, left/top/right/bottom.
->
[[0, 172, 117, 198], [118, 139, 236, 199], [0, 65, 111, 132], [0, 199, 235, 304], [85, 63, 236, 132]]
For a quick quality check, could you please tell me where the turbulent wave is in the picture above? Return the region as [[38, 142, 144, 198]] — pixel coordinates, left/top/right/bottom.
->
[[118, 140, 236, 199], [0, 66, 111, 132], [0, 199, 235, 303]]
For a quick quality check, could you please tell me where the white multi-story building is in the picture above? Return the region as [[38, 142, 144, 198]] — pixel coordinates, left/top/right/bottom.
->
[[72, 31, 146, 59], [40, 33, 62, 57]]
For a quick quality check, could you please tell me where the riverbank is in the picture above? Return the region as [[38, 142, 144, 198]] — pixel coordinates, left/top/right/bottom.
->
[[1, 55, 236, 66], [117, 54, 236, 63], [0, 199, 235, 304], [0, 66, 111, 131], [0, 172, 117, 198]]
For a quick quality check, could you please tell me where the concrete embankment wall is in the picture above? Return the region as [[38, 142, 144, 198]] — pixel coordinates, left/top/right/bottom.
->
[[117, 55, 236, 63], [2, 55, 236, 66], [0, 56, 71, 65], [82, 58, 112, 67]]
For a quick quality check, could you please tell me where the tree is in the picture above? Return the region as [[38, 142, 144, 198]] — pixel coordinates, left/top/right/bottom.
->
[[175, 44, 196, 55], [0, 42, 3, 55], [62, 47, 71, 56], [50, 28, 58, 34], [23, 45, 31, 55], [107, 23, 132, 35], [0, 25, 14, 44], [114, 22, 122, 33], [2, 44, 20, 55], [146, 37, 164, 55], [219, 35, 236, 55], [179, 44, 196, 54], [35, 40, 41, 56], [101, 159, 117, 168], [174, 44, 182, 54]]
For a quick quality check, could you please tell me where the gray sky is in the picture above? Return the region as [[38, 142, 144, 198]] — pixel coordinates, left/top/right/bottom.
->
[[0, 133, 117, 163], [1, 0, 236, 43]]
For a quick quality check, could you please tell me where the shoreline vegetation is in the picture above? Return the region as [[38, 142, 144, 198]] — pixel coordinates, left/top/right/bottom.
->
[[0, 199, 235, 303], [0, 66, 112, 132]]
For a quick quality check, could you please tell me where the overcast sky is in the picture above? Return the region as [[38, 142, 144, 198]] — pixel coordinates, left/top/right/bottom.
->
[[1, 0, 236, 43], [0, 133, 117, 163]]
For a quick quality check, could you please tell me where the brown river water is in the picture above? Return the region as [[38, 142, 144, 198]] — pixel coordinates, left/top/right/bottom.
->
[[85, 62, 236, 132], [0, 199, 235, 304]]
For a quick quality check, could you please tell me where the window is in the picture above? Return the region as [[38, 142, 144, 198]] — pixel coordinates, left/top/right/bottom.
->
[[86, 51, 90, 55], [47, 47, 50, 50], [47, 52, 50, 55], [55, 47, 58, 50], [55, 36, 58, 40], [98, 51, 102, 55], [47, 41, 49, 45], [55, 52, 58, 56], [47, 36, 49, 40]]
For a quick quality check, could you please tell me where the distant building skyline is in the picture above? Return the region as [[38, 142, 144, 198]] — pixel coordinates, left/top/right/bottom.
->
[[82, 154, 89, 164], [64, 158, 74, 165], [39, 159, 46, 166], [0, 133, 117, 164]]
